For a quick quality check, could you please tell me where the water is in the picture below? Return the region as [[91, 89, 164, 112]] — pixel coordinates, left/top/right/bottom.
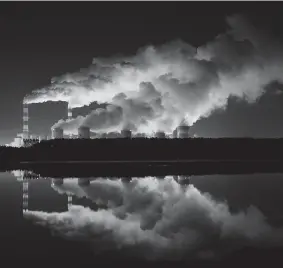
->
[[1, 171, 283, 265]]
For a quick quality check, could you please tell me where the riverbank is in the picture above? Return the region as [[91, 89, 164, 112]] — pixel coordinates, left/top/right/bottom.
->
[[3, 160, 282, 178]]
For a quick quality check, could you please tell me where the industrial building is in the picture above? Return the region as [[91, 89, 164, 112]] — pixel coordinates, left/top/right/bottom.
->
[[52, 127, 64, 139], [8, 100, 193, 148], [173, 129, 178, 138], [177, 125, 190, 138], [155, 131, 166, 138], [121, 129, 132, 138], [78, 126, 90, 139]]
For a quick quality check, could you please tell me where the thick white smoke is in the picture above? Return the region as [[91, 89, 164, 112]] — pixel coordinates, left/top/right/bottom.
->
[[25, 177, 283, 260], [24, 14, 283, 134]]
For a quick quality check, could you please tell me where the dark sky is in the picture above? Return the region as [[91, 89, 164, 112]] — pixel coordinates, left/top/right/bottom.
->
[[0, 2, 283, 144]]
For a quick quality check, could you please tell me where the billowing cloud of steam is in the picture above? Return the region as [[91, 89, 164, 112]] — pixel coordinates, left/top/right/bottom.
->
[[52, 105, 124, 133], [24, 14, 283, 134], [25, 177, 283, 260]]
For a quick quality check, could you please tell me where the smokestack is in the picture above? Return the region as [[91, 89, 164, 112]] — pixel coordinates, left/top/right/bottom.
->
[[155, 131, 166, 138], [177, 125, 190, 138], [67, 194, 72, 210], [78, 126, 90, 139], [52, 127, 64, 139], [23, 103, 29, 139], [68, 104, 72, 120], [121, 129, 132, 138], [68, 103, 72, 138]]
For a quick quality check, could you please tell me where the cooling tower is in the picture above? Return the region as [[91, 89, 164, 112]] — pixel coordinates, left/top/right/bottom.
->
[[51, 178, 64, 186], [52, 127, 64, 139], [177, 125, 190, 138], [173, 129, 178, 138], [155, 131, 166, 138], [121, 129, 132, 138], [78, 126, 90, 139], [178, 175, 191, 185]]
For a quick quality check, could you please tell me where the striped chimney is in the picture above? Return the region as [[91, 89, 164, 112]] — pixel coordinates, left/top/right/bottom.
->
[[68, 105, 72, 120], [67, 194, 72, 210], [68, 104, 72, 138], [23, 103, 29, 139], [23, 177, 29, 212]]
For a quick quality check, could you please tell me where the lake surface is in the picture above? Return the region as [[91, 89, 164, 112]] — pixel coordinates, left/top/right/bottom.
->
[[1, 171, 283, 265]]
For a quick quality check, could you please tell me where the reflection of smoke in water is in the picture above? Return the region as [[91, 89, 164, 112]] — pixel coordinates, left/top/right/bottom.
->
[[24, 177, 283, 260]]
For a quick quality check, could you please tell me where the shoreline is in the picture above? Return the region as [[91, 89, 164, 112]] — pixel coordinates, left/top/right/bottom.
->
[[2, 160, 282, 178]]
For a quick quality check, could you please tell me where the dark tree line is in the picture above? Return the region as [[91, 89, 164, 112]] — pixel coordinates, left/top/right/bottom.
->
[[0, 138, 283, 167]]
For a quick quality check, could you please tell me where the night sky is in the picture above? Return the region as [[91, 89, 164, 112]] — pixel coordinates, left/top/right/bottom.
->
[[0, 2, 283, 144]]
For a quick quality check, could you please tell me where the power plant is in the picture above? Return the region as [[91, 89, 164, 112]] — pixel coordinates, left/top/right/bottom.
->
[[7, 101, 192, 147]]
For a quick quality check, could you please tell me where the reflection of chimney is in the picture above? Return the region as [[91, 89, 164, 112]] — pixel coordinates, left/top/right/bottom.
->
[[23, 103, 29, 139], [23, 177, 29, 212]]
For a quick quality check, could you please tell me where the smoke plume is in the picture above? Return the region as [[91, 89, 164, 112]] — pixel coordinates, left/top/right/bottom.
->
[[25, 177, 283, 260], [24, 14, 283, 134]]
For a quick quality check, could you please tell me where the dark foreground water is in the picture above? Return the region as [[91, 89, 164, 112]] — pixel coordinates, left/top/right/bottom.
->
[[1, 171, 283, 266]]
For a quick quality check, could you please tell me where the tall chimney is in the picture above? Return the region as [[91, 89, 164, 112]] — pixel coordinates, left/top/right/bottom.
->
[[68, 103, 72, 138], [67, 194, 72, 210], [23, 103, 29, 139], [68, 104, 72, 120]]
